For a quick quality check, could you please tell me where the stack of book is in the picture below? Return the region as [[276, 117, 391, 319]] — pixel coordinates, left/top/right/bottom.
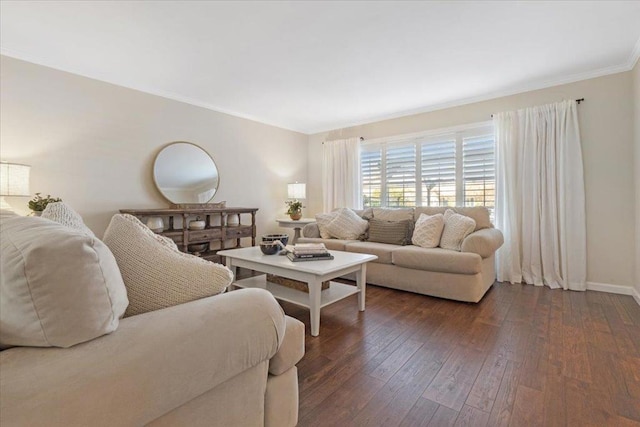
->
[[286, 243, 334, 262]]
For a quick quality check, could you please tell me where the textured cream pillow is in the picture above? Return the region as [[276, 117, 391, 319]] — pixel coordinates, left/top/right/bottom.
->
[[0, 216, 128, 348], [325, 208, 369, 240], [440, 209, 476, 251], [412, 213, 445, 248], [103, 214, 233, 317], [41, 202, 95, 237], [315, 212, 337, 239]]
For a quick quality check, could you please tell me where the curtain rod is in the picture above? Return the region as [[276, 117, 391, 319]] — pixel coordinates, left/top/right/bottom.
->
[[322, 136, 364, 144], [490, 98, 584, 118]]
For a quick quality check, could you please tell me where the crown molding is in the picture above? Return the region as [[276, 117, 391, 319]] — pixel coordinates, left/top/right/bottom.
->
[[627, 35, 640, 70], [305, 61, 635, 134], [0, 48, 308, 135], [2, 44, 637, 136]]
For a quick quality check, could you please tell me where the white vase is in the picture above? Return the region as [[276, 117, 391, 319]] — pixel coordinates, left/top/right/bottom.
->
[[146, 217, 164, 233]]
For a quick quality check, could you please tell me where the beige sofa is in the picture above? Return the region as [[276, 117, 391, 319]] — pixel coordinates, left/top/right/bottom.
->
[[1, 288, 304, 427], [300, 207, 503, 303], [0, 210, 304, 427]]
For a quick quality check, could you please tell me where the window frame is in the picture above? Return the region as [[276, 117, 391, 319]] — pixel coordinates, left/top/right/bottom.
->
[[360, 122, 494, 209]]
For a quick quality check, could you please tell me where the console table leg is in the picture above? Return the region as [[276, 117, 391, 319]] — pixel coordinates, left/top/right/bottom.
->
[[309, 280, 322, 337], [357, 264, 367, 311]]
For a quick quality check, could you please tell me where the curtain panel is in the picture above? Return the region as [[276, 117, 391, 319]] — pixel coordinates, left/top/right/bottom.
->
[[322, 137, 362, 212], [494, 100, 586, 290]]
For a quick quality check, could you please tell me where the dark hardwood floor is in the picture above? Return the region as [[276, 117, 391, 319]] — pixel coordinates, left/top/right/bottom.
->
[[279, 281, 640, 426]]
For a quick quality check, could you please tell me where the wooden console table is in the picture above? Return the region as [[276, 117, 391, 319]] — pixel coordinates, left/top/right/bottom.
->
[[120, 207, 258, 263]]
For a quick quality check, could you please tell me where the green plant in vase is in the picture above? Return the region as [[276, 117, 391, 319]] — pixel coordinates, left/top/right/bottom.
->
[[28, 193, 62, 216], [285, 199, 304, 220]]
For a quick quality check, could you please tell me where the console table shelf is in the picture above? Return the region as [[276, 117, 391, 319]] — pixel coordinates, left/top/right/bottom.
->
[[120, 207, 258, 263]]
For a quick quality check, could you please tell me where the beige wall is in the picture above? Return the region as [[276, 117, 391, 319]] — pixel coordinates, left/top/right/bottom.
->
[[308, 72, 636, 288], [633, 61, 640, 295], [0, 56, 308, 237]]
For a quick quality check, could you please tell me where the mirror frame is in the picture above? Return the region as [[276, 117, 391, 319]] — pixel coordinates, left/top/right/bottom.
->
[[153, 141, 220, 206]]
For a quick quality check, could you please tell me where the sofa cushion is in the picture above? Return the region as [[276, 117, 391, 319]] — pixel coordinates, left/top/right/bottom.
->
[[366, 218, 413, 245], [414, 206, 491, 232], [371, 207, 414, 222], [0, 216, 128, 349], [103, 214, 233, 317], [315, 212, 336, 239], [41, 202, 95, 237], [345, 241, 397, 264], [412, 213, 444, 248], [296, 237, 357, 251], [440, 209, 476, 251], [325, 208, 369, 240], [392, 246, 482, 274]]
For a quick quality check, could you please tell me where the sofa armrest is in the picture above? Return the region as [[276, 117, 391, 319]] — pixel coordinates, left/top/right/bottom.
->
[[269, 316, 305, 375], [0, 288, 285, 427], [302, 222, 320, 238], [461, 228, 504, 258]]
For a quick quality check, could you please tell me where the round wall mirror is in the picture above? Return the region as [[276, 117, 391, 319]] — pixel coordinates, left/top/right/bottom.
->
[[153, 142, 220, 204]]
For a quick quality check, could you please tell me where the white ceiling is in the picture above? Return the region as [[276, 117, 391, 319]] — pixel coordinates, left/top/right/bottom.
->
[[1, 1, 639, 134]]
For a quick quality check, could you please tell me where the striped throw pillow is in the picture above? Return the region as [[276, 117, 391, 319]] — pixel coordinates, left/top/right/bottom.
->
[[366, 218, 414, 245]]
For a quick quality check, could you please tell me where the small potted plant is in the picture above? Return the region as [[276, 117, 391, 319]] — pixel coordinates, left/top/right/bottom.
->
[[285, 200, 304, 220], [28, 193, 62, 216]]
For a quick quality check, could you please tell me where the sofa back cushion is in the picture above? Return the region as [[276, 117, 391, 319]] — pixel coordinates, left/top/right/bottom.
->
[[371, 208, 414, 222], [367, 218, 413, 245], [0, 216, 128, 348], [414, 206, 491, 231]]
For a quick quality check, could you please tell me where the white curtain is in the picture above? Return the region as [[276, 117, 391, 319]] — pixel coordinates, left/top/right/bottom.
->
[[322, 137, 362, 212], [494, 100, 586, 290]]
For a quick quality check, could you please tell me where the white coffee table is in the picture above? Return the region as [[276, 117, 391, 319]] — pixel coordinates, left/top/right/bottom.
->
[[218, 246, 377, 336]]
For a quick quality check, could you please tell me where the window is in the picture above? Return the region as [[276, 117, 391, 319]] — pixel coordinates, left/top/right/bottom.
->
[[360, 123, 495, 211]]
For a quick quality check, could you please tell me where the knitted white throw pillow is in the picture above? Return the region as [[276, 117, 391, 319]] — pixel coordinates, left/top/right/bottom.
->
[[315, 212, 338, 239], [41, 202, 95, 237], [103, 214, 233, 317], [439, 209, 476, 251], [325, 208, 369, 240], [412, 213, 445, 248]]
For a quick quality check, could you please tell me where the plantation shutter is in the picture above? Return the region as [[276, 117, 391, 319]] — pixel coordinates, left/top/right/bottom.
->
[[420, 140, 456, 207], [385, 144, 416, 207], [462, 135, 495, 207], [361, 147, 382, 207]]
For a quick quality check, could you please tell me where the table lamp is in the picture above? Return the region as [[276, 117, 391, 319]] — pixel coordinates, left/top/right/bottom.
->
[[287, 182, 306, 200], [0, 162, 31, 212]]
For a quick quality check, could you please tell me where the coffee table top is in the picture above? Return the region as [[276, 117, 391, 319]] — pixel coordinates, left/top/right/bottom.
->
[[218, 246, 377, 275]]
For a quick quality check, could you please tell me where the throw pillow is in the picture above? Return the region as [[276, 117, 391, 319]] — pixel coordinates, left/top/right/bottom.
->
[[315, 212, 337, 239], [0, 215, 128, 349], [367, 218, 414, 245], [41, 202, 95, 237], [440, 209, 476, 251], [102, 214, 233, 317], [412, 213, 445, 248], [325, 208, 369, 240]]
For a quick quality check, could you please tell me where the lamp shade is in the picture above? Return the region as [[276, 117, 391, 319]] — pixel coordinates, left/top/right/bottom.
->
[[0, 162, 31, 196], [287, 182, 306, 199]]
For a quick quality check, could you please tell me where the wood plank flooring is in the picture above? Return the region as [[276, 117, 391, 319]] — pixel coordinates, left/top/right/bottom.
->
[[279, 281, 640, 426]]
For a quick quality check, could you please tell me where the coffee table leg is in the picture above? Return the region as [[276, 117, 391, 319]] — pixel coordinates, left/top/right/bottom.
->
[[356, 263, 367, 311], [225, 258, 236, 292], [309, 279, 322, 337]]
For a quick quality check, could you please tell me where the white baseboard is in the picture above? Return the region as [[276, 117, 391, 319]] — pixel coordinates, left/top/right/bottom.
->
[[586, 281, 640, 306]]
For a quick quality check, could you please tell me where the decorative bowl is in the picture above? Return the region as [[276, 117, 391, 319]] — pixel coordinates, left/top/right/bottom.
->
[[260, 241, 282, 255], [261, 234, 289, 247], [188, 243, 208, 254]]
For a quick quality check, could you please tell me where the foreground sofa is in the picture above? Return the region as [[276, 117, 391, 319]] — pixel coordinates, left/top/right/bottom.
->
[[300, 207, 503, 303], [1, 209, 304, 427]]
